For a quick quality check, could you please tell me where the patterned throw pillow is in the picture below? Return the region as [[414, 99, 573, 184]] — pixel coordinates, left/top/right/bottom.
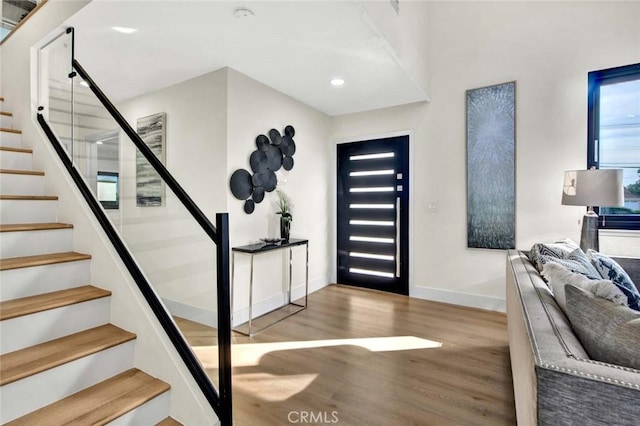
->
[[541, 262, 628, 312], [528, 239, 581, 271], [538, 248, 602, 280], [588, 250, 640, 311], [565, 284, 640, 370]]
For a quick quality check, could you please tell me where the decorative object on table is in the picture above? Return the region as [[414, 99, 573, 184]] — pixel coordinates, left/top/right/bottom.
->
[[229, 124, 297, 214], [136, 112, 166, 206], [561, 168, 623, 252], [260, 237, 284, 245], [276, 190, 292, 241], [466, 81, 516, 249]]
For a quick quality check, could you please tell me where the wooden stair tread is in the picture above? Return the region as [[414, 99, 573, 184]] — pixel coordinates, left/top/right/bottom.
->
[[0, 128, 21, 134], [0, 251, 91, 271], [0, 324, 135, 386], [157, 418, 183, 426], [0, 146, 32, 153], [0, 169, 44, 176], [0, 195, 58, 200], [0, 285, 110, 321], [0, 223, 73, 232], [6, 368, 170, 426], [0, 111, 13, 117]]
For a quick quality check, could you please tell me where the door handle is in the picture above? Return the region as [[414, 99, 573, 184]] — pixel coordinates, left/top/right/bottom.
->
[[396, 196, 400, 278]]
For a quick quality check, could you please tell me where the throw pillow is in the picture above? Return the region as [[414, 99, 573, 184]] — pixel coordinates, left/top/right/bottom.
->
[[541, 262, 627, 312], [529, 238, 580, 271], [564, 284, 640, 370], [538, 248, 602, 280], [588, 250, 640, 311]]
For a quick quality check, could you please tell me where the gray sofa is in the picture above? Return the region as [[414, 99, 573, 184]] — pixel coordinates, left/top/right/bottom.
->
[[506, 250, 640, 425]]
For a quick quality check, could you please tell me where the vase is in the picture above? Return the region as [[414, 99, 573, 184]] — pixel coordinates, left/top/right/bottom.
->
[[280, 217, 291, 241]]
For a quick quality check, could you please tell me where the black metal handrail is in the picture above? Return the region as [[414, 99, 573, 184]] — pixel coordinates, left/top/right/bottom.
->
[[73, 60, 219, 243], [36, 28, 232, 425]]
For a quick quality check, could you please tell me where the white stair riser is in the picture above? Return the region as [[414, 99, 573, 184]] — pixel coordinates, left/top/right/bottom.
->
[[0, 115, 13, 128], [0, 199, 58, 224], [0, 259, 91, 301], [0, 150, 32, 170], [0, 297, 110, 354], [108, 391, 170, 426], [0, 228, 74, 258], [0, 132, 22, 148], [0, 173, 44, 196], [0, 340, 135, 424]]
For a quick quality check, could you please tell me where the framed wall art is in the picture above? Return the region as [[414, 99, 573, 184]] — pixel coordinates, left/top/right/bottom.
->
[[136, 112, 166, 207], [466, 81, 516, 249]]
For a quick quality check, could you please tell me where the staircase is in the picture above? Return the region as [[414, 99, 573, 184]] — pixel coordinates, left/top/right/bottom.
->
[[0, 98, 181, 425]]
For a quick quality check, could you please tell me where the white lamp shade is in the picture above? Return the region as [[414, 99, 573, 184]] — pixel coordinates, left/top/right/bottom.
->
[[562, 169, 624, 207]]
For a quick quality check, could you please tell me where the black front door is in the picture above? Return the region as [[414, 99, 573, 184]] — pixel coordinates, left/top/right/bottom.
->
[[336, 136, 409, 295]]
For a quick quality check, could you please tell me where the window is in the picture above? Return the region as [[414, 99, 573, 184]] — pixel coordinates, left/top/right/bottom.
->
[[97, 171, 119, 209], [588, 63, 640, 230]]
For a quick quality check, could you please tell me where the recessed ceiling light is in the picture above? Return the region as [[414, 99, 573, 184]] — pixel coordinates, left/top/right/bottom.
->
[[112, 26, 137, 34], [96, 141, 103, 145], [331, 78, 345, 87], [628, 114, 637, 118], [79, 81, 89, 88]]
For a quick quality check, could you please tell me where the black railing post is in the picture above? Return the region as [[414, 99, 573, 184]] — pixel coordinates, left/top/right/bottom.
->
[[216, 213, 233, 425]]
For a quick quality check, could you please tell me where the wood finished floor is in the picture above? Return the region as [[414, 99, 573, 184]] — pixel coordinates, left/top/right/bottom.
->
[[175, 285, 516, 426]]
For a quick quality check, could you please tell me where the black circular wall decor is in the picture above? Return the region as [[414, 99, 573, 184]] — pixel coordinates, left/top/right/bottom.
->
[[280, 135, 296, 157], [282, 156, 294, 171], [230, 169, 253, 200], [256, 134, 270, 151], [244, 199, 255, 214], [263, 169, 277, 192], [253, 187, 265, 203], [249, 150, 268, 173], [268, 128, 282, 146], [265, 144, 283, 171], [229, 124, 297, 214]]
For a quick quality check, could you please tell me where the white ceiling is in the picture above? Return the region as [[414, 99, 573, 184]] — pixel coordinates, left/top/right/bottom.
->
[[65, 0, 428, 116]]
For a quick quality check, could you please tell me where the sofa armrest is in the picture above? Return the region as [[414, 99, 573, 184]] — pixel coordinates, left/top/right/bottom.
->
[[506, 251, 640, 426]]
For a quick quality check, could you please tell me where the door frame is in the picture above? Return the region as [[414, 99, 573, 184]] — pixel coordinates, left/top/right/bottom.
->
[[332, 130, 415, 295]]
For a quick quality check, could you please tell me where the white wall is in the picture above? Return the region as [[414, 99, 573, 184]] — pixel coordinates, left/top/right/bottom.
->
[[226, 68, 333, 324], [113, 66, 334, 327], [333, 1, 640, 312], [359, 0, 431, 99], [117, 69, 228, 326]]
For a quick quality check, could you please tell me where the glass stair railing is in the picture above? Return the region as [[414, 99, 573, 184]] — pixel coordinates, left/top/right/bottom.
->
[[36, 27, 232, 425]]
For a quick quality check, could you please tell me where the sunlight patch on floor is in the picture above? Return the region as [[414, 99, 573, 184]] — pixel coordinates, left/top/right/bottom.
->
[[232, 373, 319, 401], [193, 336, 442, 368]]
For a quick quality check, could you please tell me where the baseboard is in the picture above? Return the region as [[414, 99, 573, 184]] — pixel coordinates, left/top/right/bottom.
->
[[410, 286, 506, 313], [162, 298, 217, 328], [164, 277, 331, 328]]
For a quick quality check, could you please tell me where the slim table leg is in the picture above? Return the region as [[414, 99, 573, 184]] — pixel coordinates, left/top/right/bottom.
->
[[288, 247, 293, 305], [249, 253, 254, 337], [305, 242, 309, 308], [231, 252, 236, 325]]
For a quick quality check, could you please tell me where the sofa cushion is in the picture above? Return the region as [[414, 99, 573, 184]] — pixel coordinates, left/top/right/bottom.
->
[[565, 284, 640, 370], [538, 248, 602, 280], [541, 262, 627, 312], [529, 238, 580, 271], [588, 250, 640, 311]]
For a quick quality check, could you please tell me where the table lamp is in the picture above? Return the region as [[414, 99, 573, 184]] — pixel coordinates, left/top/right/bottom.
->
[[562, 168, 624, 252]]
